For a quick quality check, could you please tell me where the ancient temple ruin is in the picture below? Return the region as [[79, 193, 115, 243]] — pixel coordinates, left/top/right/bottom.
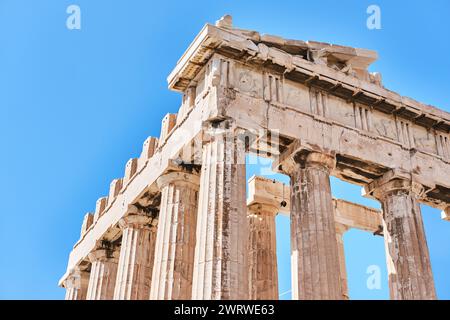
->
[[59, 16, 450, 300]]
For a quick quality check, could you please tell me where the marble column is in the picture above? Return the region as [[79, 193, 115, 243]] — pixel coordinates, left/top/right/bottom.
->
[[368, 178, 436, 300], [283, 151, 342, 300], [335, 223, 349, 300], [247, 203, 279, 300], [150, 171, 200, 300], [113, 207, 157, 300], [192, 121, 249, 300], [64, 268, 90, 300], [86, 242, 119, 300]]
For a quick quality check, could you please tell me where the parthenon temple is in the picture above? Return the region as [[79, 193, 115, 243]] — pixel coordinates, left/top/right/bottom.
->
[[59, 16, 450, 300]]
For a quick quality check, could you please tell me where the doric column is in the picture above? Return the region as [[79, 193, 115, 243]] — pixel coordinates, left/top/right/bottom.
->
[[247, 203, 279, 300], [113, 206, 158, 300], [86, 241, 119, 300], [335, 223, 349, 300], [367, 177, 436, 300], [150, 171, 200, 300], [192, 121, 249, 300], [64, 267, 89, 300], [281, 151, 342, 300]]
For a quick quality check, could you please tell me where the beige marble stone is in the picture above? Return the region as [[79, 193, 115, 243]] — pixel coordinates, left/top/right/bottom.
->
[[176, 87, 197, 126], [93, 197, 108, 222], [167, 19, 449, 208], [247, 175, 383, 234], [113, 206, 157, 300], [335, 223, 349, 300], [139, 137, 158, 170], [281, 151, 342, 300], [159, 113, 177, 143], [247, 175, 385, 300], [86, 243, 119, 300], [123, 158, 138, 187], [60, 16, 449, 301], [366, 175, 436, 300], [64, 268, 90, 300], [108, 179, 123, 206], [59, 86, 205, 284], [150, 171, 200, 300], [80, 213, 94, 237], [333, 199, 383, 234], [247, 203, 278, 300], [191, 121, 249, 300]]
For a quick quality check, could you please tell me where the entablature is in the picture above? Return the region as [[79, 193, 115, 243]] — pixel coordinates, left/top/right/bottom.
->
[[168, 18, 450, 134]]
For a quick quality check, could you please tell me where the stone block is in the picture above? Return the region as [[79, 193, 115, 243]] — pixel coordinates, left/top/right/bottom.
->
[[80, 213, 94, 237], [123, 158, 138, 187], [108, 178, 123, 206], [93, 197, 108, 222], [138, 137, 158, 169], [159, 113, 177, 143]]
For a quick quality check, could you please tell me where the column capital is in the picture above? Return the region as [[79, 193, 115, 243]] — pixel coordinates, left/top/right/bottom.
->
[[202, 118, 237, 133], [248, 203, 279, 217], [64, 266, 89, 288], [364, 170, 425, 201], [200, 119, 234, 143], [201, 119, 251, 152], [273, 141, 336, 175], [302, 152, 336, 170], [119, 205, 156, 231], [156, 170, 200, 190], [88, 240, 119, 263], [88, 249, 119, 263]]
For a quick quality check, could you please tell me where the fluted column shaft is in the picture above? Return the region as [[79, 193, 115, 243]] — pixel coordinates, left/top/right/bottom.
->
[[371, 179, 436, 300], [64, 268, 89, 300], [114, 212, 157, 300], [335, 224, 349, 300], [248, 204, 279, 300], [287, 152, 342, 300], [150, 171, 200, 300], [86, 246, 119, 300], [192, 122, 249, 300]]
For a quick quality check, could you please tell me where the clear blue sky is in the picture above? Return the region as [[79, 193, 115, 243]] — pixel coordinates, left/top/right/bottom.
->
[[1, 0, 449, 300]]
